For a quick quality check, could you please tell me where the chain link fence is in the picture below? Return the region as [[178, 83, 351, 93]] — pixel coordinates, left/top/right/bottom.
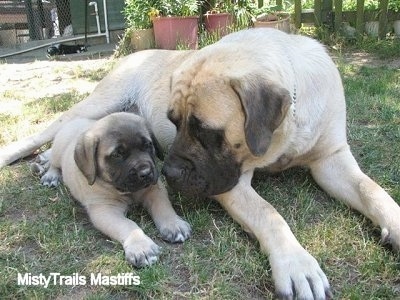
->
[[0, 0, 125, 57]]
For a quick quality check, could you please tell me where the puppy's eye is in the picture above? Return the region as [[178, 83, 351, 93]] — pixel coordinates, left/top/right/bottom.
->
[[110, 146, 125, 160], [142, 139, 153, 151]]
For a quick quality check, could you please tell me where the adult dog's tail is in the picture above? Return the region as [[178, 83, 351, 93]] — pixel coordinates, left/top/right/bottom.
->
[[0, 93, 116, 169], [0, 117, 64, 168]]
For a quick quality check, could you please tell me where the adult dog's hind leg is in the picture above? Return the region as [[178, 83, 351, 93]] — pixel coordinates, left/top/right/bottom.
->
[[309, 145, 400, 251]]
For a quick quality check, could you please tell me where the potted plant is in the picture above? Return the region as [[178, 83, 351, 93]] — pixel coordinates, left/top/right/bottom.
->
[[152, 0, 202, 49], [252, 2, 292, 33], [123, 0, 160, 51], [203, 0, 235, 36], [389, 0, 400, 36], [234, 0, 257, 29]]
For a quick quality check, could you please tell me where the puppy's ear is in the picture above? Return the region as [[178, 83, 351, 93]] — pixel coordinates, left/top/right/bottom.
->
[[150, 132, 164, 161], [231, 79, 291, 156], [74, 131, 99, 185], [145, 122, 164, 160]]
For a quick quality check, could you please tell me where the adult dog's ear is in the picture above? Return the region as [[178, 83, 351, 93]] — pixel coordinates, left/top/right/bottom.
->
[[74, 131, 99, 185], [231, 79, 291, 156]]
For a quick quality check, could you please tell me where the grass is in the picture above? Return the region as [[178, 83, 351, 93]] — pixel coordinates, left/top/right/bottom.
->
[[1, 37, 400, 299], [300, 25, 400, 60]]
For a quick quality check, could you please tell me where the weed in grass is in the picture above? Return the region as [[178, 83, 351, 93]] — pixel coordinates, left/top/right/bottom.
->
[[198, 29, 230, 48]]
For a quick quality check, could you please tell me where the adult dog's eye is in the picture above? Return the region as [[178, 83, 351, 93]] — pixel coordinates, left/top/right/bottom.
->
[[189, 115, 224, 149], [167, 109, 181, 129]]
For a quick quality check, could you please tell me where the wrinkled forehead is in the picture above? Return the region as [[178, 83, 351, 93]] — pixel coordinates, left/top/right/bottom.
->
[[96, 118, 149, 147], [101, 113, 149, 135], [168, 75, 242, 128]]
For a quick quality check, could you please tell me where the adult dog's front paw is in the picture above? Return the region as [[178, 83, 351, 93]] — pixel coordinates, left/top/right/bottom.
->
[[123, 231, 161, 268], [270, 247, 332, 300], [158, 217, 192, 243]]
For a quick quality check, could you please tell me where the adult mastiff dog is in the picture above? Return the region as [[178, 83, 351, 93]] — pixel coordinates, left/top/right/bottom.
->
[[0, 29, 399, 299]]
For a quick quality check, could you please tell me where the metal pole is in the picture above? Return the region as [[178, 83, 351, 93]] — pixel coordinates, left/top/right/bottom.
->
[[85, 0, 88, 45]]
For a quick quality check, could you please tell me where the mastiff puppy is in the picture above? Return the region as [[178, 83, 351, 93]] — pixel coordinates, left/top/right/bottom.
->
[[1, 28, 399, 299], [33, 112, 191, 267]]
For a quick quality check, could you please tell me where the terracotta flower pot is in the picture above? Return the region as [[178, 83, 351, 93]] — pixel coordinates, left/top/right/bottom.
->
[[130, 28, 155, 51], [152, 16, 199, 50], [204, 13, 234, 36]]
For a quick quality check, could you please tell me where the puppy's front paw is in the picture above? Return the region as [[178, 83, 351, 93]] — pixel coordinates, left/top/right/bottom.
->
[[30, 162, 47, 175], [35, 150, 51, 165], [124, 231, 161, 268], [158, 217, 192, 243], [30, 150, 52, 175], [40, 167, 62, 187], [270, 247, 332, 300]]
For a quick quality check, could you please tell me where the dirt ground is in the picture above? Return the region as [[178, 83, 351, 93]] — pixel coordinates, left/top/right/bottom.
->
[[340, 51, 400, 68], [0, 57, 112, 116]]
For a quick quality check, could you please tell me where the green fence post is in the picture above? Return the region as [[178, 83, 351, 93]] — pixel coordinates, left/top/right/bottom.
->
[[322, 0, 333, 27], [314, 0, 322, 26], [334, 0, 343, 31], [356, 0, 365, 35], [378, 0, 389, 38], [294, 0, 302, 28]]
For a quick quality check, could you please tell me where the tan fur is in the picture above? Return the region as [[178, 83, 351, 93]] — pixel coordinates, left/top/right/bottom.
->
[[37, 113, 191, 267]]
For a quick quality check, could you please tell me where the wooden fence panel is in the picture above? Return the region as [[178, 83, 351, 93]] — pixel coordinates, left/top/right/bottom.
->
[[258, 0, 399, 37]]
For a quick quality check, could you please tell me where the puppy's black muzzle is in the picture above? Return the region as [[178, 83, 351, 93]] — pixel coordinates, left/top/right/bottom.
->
[[117, 162, 158, 193], [133, 163, 158, 186]]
